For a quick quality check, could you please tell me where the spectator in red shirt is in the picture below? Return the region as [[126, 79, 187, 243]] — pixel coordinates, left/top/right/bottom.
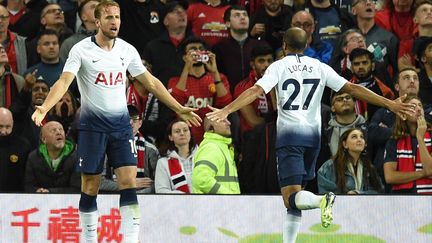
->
[[6, 0, 27, 25], [168, 36, 232, 142], [234, 44, 275, 136], [187, 0, 230, 47], [375, 0, 416, 58]]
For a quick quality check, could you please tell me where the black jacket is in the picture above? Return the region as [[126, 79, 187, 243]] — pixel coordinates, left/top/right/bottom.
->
[[24, 144, 80, 193], [213, 36, 263, 92], [0, 134, 32, 192]]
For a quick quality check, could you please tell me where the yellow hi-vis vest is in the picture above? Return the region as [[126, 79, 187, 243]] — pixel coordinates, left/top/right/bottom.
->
[[192, 132, 240, 194]]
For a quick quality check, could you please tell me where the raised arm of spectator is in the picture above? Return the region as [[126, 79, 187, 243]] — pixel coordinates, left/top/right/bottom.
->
[[383, 139, 427, 185], [416, 114, 432, 175], [32, 72, 75, 126]]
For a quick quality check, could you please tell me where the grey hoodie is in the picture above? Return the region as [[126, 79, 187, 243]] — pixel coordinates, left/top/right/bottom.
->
[[327, 114, 367, 156]]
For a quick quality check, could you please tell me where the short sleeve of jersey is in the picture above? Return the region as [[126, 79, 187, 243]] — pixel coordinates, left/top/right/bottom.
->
[[256, 62, 279, 94], [63, 44, 82, 76], [322, 63, 347, 92], [127, 45, 147, 77]]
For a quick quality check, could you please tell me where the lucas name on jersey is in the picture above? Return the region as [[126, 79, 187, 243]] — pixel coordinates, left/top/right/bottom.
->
[[287, 64, 314, 73]]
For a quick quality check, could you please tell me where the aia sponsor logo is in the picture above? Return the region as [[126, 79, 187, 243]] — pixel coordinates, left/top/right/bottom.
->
[[94, 72, 124, 86]]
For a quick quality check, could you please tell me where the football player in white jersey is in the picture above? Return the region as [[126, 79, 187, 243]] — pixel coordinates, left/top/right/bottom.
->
[[207, 27, 414, 243], [31, 1, 201, 242]]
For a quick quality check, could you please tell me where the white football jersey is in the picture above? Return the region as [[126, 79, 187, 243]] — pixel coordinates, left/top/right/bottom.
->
[[63, 36, 147, 132], [256, 54, 347, 148]]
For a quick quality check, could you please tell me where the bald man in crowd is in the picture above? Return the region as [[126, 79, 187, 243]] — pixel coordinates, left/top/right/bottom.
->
[[0, 107, 31, 192], [24, 121, 79, 193]]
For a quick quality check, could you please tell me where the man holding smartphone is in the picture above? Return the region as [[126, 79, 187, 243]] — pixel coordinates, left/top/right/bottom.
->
[[167, 36, 232, 143]]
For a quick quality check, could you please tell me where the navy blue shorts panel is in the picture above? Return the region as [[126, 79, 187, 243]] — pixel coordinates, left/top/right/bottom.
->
[[106, 129, 137, 169], [276, 145, 320, 187], [77, 130, 137, 174]]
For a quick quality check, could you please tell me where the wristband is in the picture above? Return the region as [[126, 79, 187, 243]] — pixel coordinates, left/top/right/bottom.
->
[[214, 80, 222, 85]]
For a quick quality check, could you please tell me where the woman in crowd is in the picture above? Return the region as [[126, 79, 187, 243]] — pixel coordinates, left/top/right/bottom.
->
[[155, 119, 198, 193], [318, 128, 384, 194], [383, 95, 432, 194]]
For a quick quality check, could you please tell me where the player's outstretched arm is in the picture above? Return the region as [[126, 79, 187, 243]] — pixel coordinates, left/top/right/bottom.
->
[[341, 82, 414, 120], [135, 72, 202, 127], [32, 72, 75, 126], [207, 85, 264, 122]]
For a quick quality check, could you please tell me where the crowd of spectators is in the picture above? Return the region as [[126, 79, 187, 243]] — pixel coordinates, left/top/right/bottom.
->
[[1, 0, 432, 195]]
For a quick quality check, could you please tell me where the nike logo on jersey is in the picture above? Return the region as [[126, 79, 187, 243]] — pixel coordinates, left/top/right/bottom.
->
[[92, 59, 100, 63], [79, 157, 83, 167]]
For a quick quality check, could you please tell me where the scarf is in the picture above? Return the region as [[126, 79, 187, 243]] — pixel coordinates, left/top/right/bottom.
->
[[1, 67, 18, 108], [126, 83, 146, 114], [6, 31, 18, 74], [168, 157, 190, 193], [347, 160, 363, 192], [395, 132, 432, 194], [135, 133, 146, 177], [350, 76, 395, 119]]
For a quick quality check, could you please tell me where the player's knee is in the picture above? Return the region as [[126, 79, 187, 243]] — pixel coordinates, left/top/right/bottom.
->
[[116, 176, 136, 189], [81, 174, 101, 195], [283, 197, 291, 209]]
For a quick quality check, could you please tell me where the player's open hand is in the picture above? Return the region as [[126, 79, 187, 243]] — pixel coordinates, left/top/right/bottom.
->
[[206, 105, 229, 122], [177, 106, 202, 127], [31, 105, 48, 126], [390, 94, 415, 120]]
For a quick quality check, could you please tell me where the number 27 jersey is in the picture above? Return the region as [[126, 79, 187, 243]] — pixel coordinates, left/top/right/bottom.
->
[[256, 54, 347, 148]]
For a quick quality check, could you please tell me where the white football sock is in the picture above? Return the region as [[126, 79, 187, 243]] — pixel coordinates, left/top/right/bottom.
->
[[283, 210, 302, 243], [79, 210, 98, 243], [120, 204, 141, 243], [294, 190, 323, 210]]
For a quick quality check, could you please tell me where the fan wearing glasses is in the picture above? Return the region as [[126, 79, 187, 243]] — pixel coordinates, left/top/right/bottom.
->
[[290, 10, 333, 64], [326, 91, 367, 157], [26, 3, 74, 68]]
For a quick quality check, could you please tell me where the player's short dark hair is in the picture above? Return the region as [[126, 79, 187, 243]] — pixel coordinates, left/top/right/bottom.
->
[[223, 5, 247, 23], [179, 36, 209, 55], [250, 44, 274, 61], [349, 48, 374, 63], [283, 27, 308, 52], [94, 0, 119, 19]]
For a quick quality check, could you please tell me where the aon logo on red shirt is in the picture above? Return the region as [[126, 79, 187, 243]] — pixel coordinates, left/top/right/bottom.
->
[[186, 96, 213, 108]]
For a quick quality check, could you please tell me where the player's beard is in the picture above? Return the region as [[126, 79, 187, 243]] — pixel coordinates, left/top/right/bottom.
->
[[101, 29, 118, 40]]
